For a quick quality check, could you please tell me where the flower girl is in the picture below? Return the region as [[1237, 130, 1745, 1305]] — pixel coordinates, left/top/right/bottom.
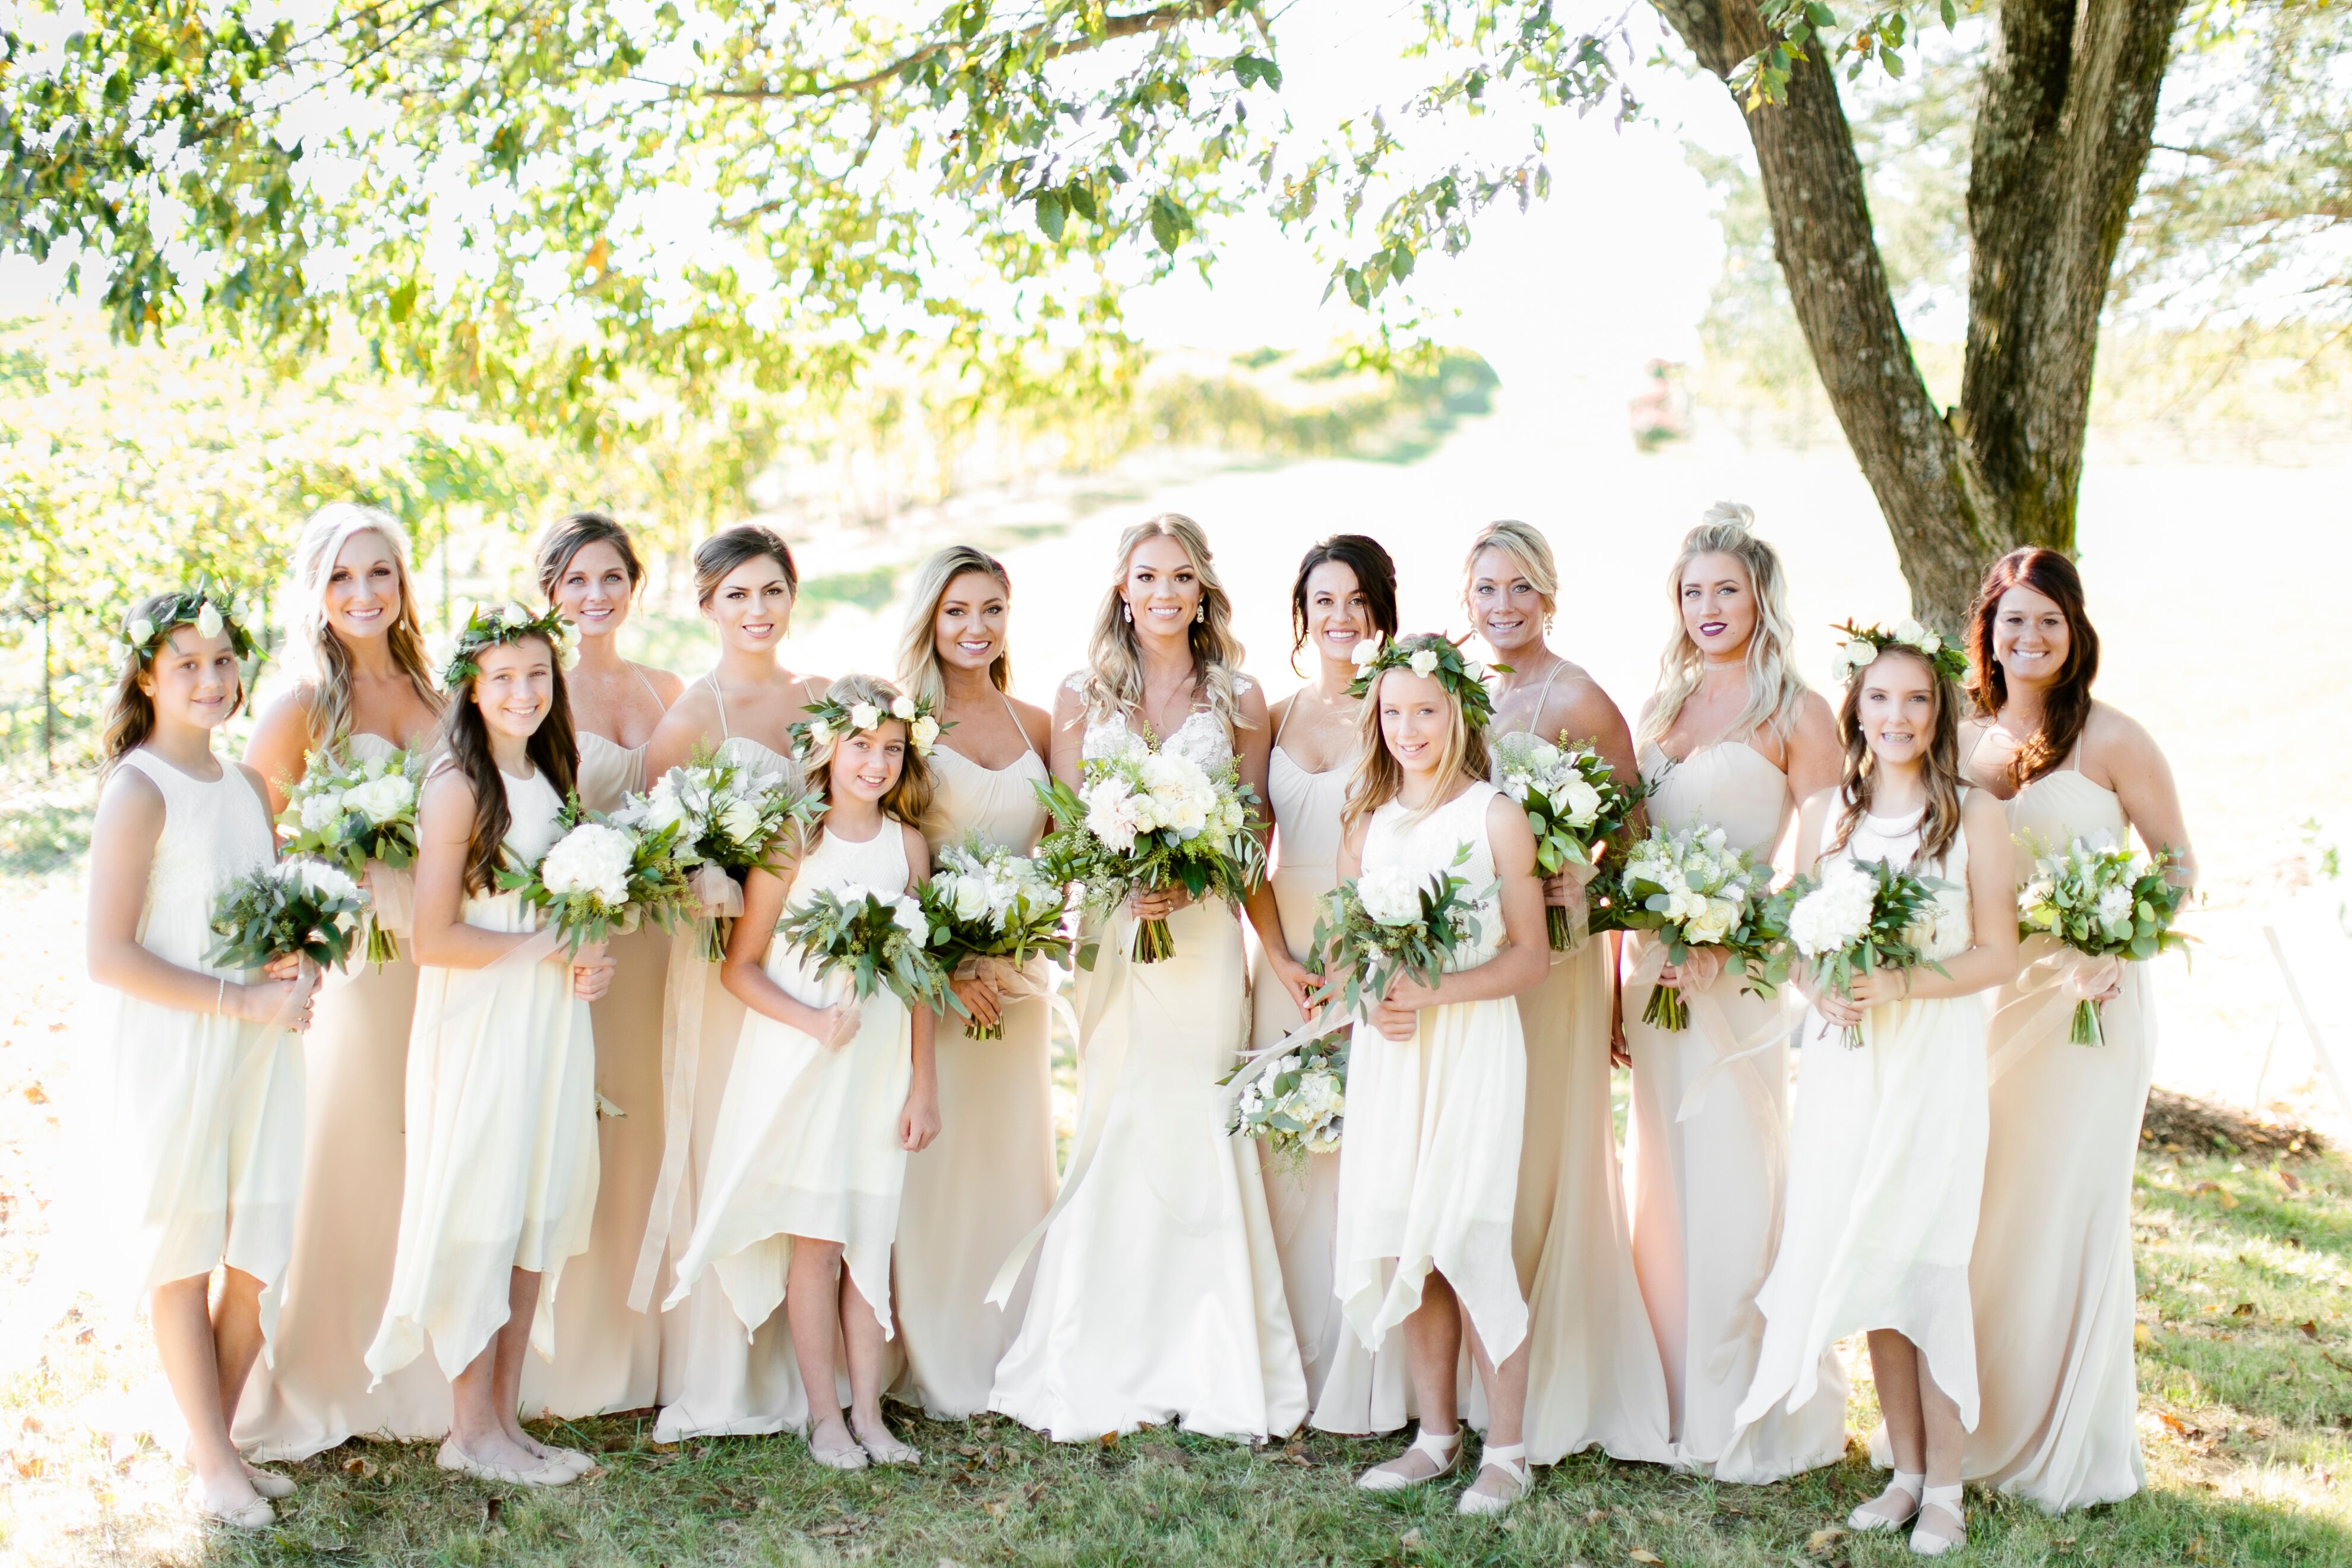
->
[[363, 606, 615, 1485], [84, 589, 315, 1528], [660, 675, 943, 1471], [1330, 635, 1550, 1515], [1722, 624, 2016, 1555]]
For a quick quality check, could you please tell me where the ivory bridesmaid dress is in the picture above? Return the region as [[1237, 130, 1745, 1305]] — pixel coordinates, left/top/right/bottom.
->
[[1725, 802, 1984, 1482], [889, 711, 1058, 1417], [521, 726, 665, 1417], [236, 732, 452, 1459], [1623, 739, 1842, 1474], [1959, 754, 2152, 1510], [988, 686, 1307, 1441]]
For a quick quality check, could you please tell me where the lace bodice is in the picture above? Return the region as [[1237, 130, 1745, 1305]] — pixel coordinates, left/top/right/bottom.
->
[[116, 750, 276, 975], [1070, 672, 1252, 775]]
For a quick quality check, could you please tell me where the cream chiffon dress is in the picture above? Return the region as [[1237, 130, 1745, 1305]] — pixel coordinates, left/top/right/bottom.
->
[[365, 767, 600, 1386], [1724, 802, 1986, 1481], [1624, 739, 1844, 1475], [520, 726, 666, 1418], [94, 751, 305, 1336], [236, 731, 451, 1459], [660, 820, 918, 1392], [890, 720, 1058, 1418], [1959, 756, 2151, 1510], [988, 689, 1308, 1441], [1332, 782, 1527, 1365]]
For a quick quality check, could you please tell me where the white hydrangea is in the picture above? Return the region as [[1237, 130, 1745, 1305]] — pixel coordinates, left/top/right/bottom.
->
[[1355, 865, 1424, 927], [539, 822, 636, 908], [1788, 861, 1877, 957], [298, 791, 346, 833]]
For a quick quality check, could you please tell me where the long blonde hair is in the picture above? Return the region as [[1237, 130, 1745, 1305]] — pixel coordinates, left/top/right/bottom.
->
[[895, 545, 1013, 709], [801, 673, 935, 834], [1341, 664, 1493, 837], [1079, 514, 1250, 736], [1636, 502, 1809, 750], [282, 502, 441, 742], [1460, 519, 1559, 617]]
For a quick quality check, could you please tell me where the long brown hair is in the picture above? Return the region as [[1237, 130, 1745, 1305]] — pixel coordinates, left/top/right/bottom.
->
[[1291, 535, 1398, 674], [1965, 546, 2101, 788], [100, 593, 249, 777], [439, 634, 580, 894], [1341, 664, 1494, 837], [1828, 646, 1965, 867], [800, 673, 935, 834]]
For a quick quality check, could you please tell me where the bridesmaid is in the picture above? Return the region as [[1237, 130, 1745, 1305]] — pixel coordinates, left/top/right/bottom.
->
[[1956, 548, 2193, 1512], [366, 605, 614, 1484], [988, 514, 1307, 1441], [641, 525, 829, 1441], [1462, 521, 1672, 1465], [1623, 502, 1842, 1474], [520, 512, 682, 1420], [1727, 624, 2015, 1556], [887, 547, 1058, 1418], [237, 504, 451, 1459], [86, 590, 314, 1527], [1245, 535, 1398, 1420]]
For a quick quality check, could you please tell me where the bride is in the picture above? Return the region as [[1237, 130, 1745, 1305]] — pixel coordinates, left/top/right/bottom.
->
[[987, 513, 1308, 1441]]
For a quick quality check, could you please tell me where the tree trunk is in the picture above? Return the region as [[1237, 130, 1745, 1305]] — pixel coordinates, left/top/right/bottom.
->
[[1655, 0, 2183, 633]]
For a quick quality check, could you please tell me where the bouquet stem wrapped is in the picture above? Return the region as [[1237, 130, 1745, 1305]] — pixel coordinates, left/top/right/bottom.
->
[[2017, 839, 2190, 1046]]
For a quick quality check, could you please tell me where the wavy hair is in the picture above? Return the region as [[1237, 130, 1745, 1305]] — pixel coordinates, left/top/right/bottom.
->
[[1079, 514, 1250, 736], [439, 634, 580, 895], [100, 593, 249, 777], [1636, 501, 1810, 751], [800, 672, 935, 833], [1965, 546, 2101, 788], [1341, 661, 1494, 837], [1290, 535, 1398, 673], [1827, 646, 1966, 868], [895, 545, 1014, 709], [693, 524, 798, 605], [282, 502, 442, 744]]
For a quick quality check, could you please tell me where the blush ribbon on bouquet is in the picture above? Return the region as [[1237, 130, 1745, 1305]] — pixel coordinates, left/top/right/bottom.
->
[[1987, 937, 2127, 1085]]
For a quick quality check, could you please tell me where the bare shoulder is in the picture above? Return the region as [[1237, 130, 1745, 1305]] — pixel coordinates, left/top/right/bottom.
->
[[2081, 699, 2163, 767], [636, 663, 688, 705], [420, 764, 478, 820], [1266, 688, 1295, 732], [1051, 676, 1089, 725], [1790, 688, 1839, 744], [899, 820, 932, 883], [1484, 788, 1537, 856], [1004, 692, 1054, 754], [1959, 785, 2010, 833], [1551, 675, 1629, 743], [1234, 674, 1270, 727], [792, 672, 834, 708], [649, 681, 719, 742]]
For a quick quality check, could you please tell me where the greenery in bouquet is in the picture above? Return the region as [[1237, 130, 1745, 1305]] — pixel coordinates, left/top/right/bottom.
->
[[627, 746, 820, 959], [777, 884, 963, 1017], [1222, 1025, 1349, 1167], [2018, 837, 2191, 1045], [1617, 824, 1776, 1031], [1309, 842, 1494, 1019], [1490, 731, 1642, 949], [503, 797, 696, 954], [919, 837, 1073, 1039], [1766, 854, 1958, 1048], [207, 859, 367, 975], [276, 745, 424, 963]]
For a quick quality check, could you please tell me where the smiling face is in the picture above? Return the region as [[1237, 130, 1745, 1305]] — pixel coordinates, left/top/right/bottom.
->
[[1990, 583, 2071, 690], [551, 539, 637, 640], [1855, 650, 1940, 769], [1119, 533, 1203, 643], [1677, 550, 1758, 664], [471, 637, 556, 744], [140, 625, 243, 731], [324, 530, 405, 645], [1303, 559, 1375, 667], [932, 568, 1009, 678], [1466, 546, 1549, 659], [704, 554, 796, 653], [1377, 668, 1457, 779], [831, 721, 908, 805]]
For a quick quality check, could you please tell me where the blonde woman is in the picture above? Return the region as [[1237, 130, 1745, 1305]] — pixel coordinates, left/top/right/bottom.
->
[[988, 514, 1308, 1441], [1624, 502, 1842, 1474], [886, 546, 1057, 1418], [1460, 521, 1672, 1466], [236, 504, 452, 1460]]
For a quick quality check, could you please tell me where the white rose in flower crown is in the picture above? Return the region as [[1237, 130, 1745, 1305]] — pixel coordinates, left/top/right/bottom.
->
[[1407, 646, 1440, 679], [539, 823, 636, 908], [1349, 634, 1383, 668], [1355, 866, 1424, 927], [128, 616, 156, 646], [847, 700, 882, 734], [911, 714, 940, 753], [498, 604, 527, 630], [808, 717, 833, 748], [195, 602, 225, 639], [890, 695, 916, 721]]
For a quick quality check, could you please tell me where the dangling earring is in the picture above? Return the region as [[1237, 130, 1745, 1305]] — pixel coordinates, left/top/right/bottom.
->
[[1544, 612, 1555, 635], [1123, 602, 1133, 624], [1194, 602, 1206, 625]]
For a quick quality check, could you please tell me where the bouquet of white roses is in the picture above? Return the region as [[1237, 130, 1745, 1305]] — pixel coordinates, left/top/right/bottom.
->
[[630, 746, 820, 959], [1308, 843, 1495, 1020], [1032, 732, 1264, 964], [277, 746, 425, 963], [918, 837, 1074, 1039], [1491, 732, 1642, 949], [505, 798, 696, 954], [207, 859, 368, 974], [776, 884, 962, 1016], [1768, 855, 1958, 1048], [2018, 839, 2190, 1045], [1617, 824, 1776, 1032], [1223, 1026, 1349, 1165]]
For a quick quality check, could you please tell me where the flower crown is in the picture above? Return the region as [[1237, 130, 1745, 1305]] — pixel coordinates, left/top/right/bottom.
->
[[1830, 618, 1968, 685], [1345, 632, 1503, 731], [438, 602, 574, 688], [789, 690, 950, 758], [122, 583, 260, 663]]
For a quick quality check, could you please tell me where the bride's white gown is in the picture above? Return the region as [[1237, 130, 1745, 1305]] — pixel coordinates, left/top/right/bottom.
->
[[988, 690, 1308, 1441]]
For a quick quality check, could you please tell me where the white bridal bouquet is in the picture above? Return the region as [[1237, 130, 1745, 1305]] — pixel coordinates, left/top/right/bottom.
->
[[276, 746, 425, 963], [1768, 855, 1960, 1048], [629, 747, 820, 959], [1490, 732, 1641, 949], [1308, 843, 1494, 1019], [1617, 824, 1776, 1031], [2017, 839, 2190, 1045], [918, 837, 1073, 1039], [207, 860, 368, 974], [1224, 1027, 1349, 1164], [776, 884, 962, 1016], [1033, 731, 1264, 964], [505, 799, 695, 953]]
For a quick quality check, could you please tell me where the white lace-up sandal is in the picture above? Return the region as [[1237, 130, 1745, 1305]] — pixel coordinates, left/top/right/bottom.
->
[[1849, 1469, 1925, 1532], [1456, 1442, 1529, 1516], [1355, 1425, 1463, 1491], [1910, 1483, 1967, 1556]]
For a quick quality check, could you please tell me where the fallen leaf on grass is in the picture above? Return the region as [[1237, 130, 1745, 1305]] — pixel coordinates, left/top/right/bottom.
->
[[1806, 1526, 1847, 1556], [1585, 1507, 1609, 1523], [341, 1456, 377, 1479], [956, 1443, 983, 1458], [983, 1501, 1006, 1519], [2134, 1322, 2154, 1348], [12, 1453, 46, 1478], [2233, 1302, 2257, 1317], [2277, 1168, 2303, 1194], [1629, 1553, 1663, 1564], [1399, 1527, 1424, 1550], [2299, 1320, 2319, 1339], [2158, 1412, 2193, 1437], [2185, 1180, 2239, 1209]]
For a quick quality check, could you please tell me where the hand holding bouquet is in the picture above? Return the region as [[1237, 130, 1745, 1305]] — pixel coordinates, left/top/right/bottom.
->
[[1771, 855, 1958, 1047], [2018, 838, 2190, 1045], [506, 799, 695, 954], [1223, 1026, 1349, 1164], [776, 884, 962, 1028], [208, 859, 367, 975], [1491, 732, 1640, 949], [1617, 824, 1775, 1031], [1310, 843, 1495, 1030], [919, 837, 1073, 1039], [276, 746, 424, 963], [1033, 732, 1264, 964], [630, 747, 819, 960]]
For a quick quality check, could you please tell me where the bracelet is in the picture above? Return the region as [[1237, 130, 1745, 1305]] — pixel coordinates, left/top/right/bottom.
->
[[215, 978, 227, 1016]]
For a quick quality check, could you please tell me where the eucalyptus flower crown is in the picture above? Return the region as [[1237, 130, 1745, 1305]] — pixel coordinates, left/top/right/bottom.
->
[[1345, 631, 1504, 732], [789, 690, 951, 758], [1830, 618, 1969, 685], [122, 582, 261, 663], [438, 602, 574, 688]]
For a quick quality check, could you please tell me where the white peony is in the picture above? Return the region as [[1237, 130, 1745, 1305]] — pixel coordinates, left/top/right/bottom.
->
[[539, 823, 636, 908], [195, 602, 225, 639], [1083, 776, 1143, 853], [1788, 864, 1876, 957], [910, 714, 940, 754], [1407, 646, 1440, 679], [1355, 865, 1424, 927], [2094, 883, 2135, 935]]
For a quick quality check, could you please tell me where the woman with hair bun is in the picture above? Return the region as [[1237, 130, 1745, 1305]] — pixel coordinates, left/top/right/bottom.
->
[[1955, 547, 2192, 1513], [1624, 502, 1842, 1475]]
